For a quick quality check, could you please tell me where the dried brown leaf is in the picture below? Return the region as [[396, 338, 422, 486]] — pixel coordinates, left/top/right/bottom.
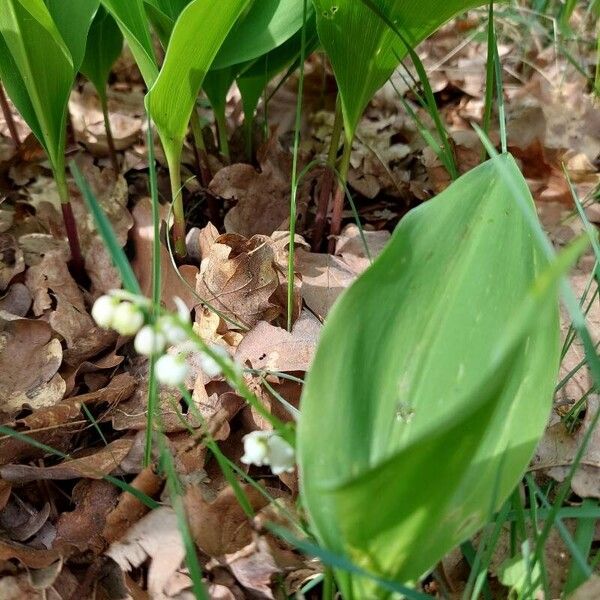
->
[[0, 318, 65, 415]]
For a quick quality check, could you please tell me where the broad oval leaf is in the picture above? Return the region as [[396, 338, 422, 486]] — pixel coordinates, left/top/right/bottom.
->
[[0, 0, 74, 170], [146, 0, 250, 169], [100, 0, 158, 86], [298, 155, 565, 595], [80, 6, 124, 99], [312, 0, 488, 137], [212, 0, 312, 69]]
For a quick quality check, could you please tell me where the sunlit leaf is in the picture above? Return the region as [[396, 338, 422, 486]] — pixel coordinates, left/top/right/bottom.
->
[[298, 155, 580, 596], [312, 0, 488, 137], [0, 0, 73, 170], [145, 0, 250, 172], [100, 0, 158, 86], [213, 0, 313, 69]]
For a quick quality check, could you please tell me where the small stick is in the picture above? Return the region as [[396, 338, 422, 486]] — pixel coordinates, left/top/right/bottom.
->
[[0, 82, 21, 146], [312, 96, 343, 251], [99, 92, 119, 178], [327, 137, 352, 254]]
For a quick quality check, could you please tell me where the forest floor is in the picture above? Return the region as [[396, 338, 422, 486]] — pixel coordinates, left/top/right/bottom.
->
[[0, 7, 599, 600]]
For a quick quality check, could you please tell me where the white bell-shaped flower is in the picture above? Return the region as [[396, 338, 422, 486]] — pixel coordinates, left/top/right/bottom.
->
[[157, 315, 188, 345], [155, 353, 189, 387], [241, 431, 270, 466], [200, 344, 229, 378], [241, 431, 295, 475], [134, 325, 166, 356], [266, 434, 296, 475], [91, 294, 119, 329], [112, 301, 145, 336]]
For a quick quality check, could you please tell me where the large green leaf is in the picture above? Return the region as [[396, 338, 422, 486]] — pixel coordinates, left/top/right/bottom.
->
[[312, 0, 489, 137], [44, 0, 99, 70], [212, 0, 312, 69], [80, 6, 124, 99], [100, 0, 158, 86], [146, 0, 250, 171], [0, 0, 73, 170], [298, 155, 571, 595]]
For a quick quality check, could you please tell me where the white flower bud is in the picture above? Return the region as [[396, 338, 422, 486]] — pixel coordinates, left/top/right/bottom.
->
[[111, 301, 145, 336], [241, 431, 295, 475], [157, 315, 188, 345], [200, 344, 229, 378], [241, 431, 270, 466], [91, 294, 119, 329], [173, 296, 191, 323], [155, 353, 189, 387], [267, 434, 295, 475], [134, 325, 166, 356]]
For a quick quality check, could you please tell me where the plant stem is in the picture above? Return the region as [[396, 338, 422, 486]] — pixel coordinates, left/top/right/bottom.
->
[[328, 135, 352, 253], [168, 154, 187, 259], [0, 82, 21, 146], [312, 95, 343, 251], [55, 167, 85, 275], [189, 107, 211, 186], [215, 108, 230, 162], [99, 91, 119, 178]]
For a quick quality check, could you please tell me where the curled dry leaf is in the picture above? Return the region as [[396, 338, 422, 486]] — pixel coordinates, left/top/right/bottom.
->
[[210, 135, 309, 238], [102, 466, 163, 544], [235, 310, 321, 373], [0, 318, 65, 416], [196, 233, 281, 329], [534, 395, 600, 499], [25, 251, 116, 364], [185, 485, 268, 558], [106, 507, 186, 600], [0, 499, 50, 542], [55, 480, 119, 554], [0, 283, 32, 317], [0, 438, 133, 483], [0, 234, 24, 291]]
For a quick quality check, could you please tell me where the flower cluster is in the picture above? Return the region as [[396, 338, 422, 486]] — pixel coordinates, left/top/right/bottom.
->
[[241, 430, 295, 475], [91, 291, 227, 388]]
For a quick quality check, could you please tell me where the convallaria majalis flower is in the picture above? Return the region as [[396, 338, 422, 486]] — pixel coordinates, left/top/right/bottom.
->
[[91, 291, 232, 387], [91, 290, 295, 475], [241, 430, 295, 475]]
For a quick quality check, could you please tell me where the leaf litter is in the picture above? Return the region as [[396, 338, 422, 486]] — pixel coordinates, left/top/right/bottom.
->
[[0, 7, 599, 598]]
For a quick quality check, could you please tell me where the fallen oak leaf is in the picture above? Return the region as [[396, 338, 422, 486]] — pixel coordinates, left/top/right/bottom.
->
[[235, 310, 321, 373], [0, 234, 24, 291], [195, 233, 280, 329], [0, 318, 65, 416], [185, 484, 269, 558]]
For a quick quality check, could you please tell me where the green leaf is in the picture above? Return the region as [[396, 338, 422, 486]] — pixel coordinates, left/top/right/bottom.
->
[[144, 0, 189, 22], [44, 0, 99, 70], [80, 6, 124, 99], [0, 0, 74, 170], [298, 155, 583, 595], [212, 0, 312, 69], [237, 17, 319, 123], [100, 0, 158, 86], [312, 0, 488, 137], [145, 0, 250, 171]]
